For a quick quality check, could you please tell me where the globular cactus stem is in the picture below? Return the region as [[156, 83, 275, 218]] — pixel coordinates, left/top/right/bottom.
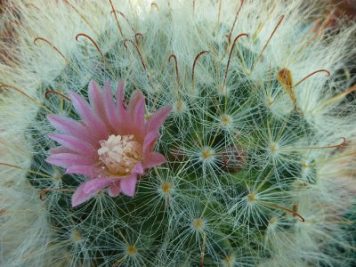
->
[[0, 1, 355, 267]]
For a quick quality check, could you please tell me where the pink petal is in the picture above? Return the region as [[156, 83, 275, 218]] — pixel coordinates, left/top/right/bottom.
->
[[107, 181, 121, 197], [82, 178, 113, 194], [48, 133, 96, 157], [143, 152, 166, 169], [132, 91, 146, 125], [103, 81, 119, 130], [49, 146, 71, 154], [111, 82, 138, 136], [146, 106, 172, 133], [115, 81, 126, 110], [115, 81, 128, 124], [120, 175, 138, 197], [131, 162, 144, 175], [88, 80, 107, 122], [69, 92, 108, 139], [72, 183, 96, 207], [46, 153, 94, 168], [47, 114, 94, 142], [128, 90, 141, 113], [143, 131, 159, 154], [65, 165, 99, 178], [71, 178, 113, 207], [128, 91, 145, 135]]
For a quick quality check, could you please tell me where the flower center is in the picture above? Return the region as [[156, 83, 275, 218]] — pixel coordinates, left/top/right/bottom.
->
[[98, 134, 142, 175]]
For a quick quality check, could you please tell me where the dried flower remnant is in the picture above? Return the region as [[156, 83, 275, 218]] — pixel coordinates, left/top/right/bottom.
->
[[46, 81, 171, 207]]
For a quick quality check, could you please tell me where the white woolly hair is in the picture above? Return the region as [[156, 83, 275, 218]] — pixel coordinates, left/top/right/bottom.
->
[[0, 0, 355, 266]]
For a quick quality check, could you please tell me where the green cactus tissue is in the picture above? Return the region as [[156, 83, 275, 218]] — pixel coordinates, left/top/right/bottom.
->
[[0, 0, 355, 266]]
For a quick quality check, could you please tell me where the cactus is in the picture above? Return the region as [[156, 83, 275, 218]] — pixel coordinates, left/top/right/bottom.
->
[[0, 1, 355, 266]]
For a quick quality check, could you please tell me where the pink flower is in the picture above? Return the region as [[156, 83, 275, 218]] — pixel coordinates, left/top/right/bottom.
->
[[46, 81, 171, 207]]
